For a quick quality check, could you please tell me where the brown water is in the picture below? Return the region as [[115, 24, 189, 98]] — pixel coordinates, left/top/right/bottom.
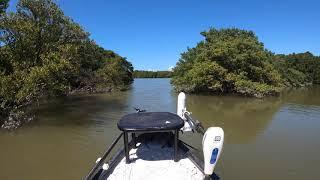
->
[[1, 78, 320, 180]]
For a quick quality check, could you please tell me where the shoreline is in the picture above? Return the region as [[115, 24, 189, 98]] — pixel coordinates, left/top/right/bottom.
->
[[0, 85, 131, 131], [1, 82, 317, 130]]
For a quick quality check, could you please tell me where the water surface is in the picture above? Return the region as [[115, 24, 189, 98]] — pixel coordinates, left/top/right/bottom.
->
[[1, 78, 320, 180]]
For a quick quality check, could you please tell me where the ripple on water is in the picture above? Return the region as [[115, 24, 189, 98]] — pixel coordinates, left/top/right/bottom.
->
[[281, 103, 320, 120]]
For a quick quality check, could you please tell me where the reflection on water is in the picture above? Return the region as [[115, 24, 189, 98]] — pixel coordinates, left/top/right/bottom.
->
[[127, 78, 176, 112], [187, 95, 282, 144], [0, 79, 320, 180]]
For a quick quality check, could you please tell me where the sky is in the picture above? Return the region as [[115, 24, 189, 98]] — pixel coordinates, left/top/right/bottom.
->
[[8, 0, 320, 70]]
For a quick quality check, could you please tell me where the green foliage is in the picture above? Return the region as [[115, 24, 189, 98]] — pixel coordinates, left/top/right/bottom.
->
[[171, 28, 283, 97], [271, 52, 320, 86], [0, 0, 9, 14], [70, 41, 133, 91], [173, 61, 226, 92], [0, 0, 133, 129], [133, 70, 172, 78], [95, 55, 133, 89]]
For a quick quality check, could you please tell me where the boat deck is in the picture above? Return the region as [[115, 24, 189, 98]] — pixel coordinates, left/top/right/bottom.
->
[[100, 133, 204, 180]]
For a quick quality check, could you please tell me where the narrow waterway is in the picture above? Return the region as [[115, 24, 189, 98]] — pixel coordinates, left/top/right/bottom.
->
[[1, 78, 320, 180]]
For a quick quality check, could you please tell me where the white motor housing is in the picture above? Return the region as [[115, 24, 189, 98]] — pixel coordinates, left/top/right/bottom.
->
[[177, 92, 186, 119], [202, 127, 224, 176], [177, 92, 193, 132]]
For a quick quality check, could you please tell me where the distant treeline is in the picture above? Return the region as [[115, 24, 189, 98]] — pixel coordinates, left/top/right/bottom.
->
[[272, 52, 320, 86], [134, 70, 172, 78], [171, 28, 320, 98], [0, 0, 133, 129]]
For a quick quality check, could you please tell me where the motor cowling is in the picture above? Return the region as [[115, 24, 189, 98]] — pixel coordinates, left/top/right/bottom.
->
[[177, 92, 194, 132], [202, 127, 224, 176]]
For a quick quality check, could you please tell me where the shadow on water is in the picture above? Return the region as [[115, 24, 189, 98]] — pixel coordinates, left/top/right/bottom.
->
[[32, 91, 131, 127]]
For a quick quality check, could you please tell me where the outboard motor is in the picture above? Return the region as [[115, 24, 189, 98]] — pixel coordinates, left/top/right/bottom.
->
[[177, 92, 224, 178], [202, 127, 224, 177], [177, 92, 193, 131]]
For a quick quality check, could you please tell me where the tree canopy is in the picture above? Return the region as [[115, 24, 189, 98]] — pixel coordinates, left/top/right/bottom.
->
[[0, 0, 9, 14], [0, 0, 133, 129], [272, 52, 320, 86], [172, 28, 320, 97], [171, 28, 283, 97]]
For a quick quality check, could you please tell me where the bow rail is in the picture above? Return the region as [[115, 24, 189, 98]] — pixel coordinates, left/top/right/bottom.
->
[[85, 133, 123, 180]]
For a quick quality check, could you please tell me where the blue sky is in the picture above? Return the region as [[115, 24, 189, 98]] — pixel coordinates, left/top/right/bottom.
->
[[8, 0, 320, 70]]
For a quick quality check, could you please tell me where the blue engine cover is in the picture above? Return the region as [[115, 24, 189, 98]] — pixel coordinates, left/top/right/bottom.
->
[[210, 148, 219, 164]]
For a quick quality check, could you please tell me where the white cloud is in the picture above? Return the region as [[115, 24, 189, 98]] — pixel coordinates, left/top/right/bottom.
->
[[168, 66, 174, 71]]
